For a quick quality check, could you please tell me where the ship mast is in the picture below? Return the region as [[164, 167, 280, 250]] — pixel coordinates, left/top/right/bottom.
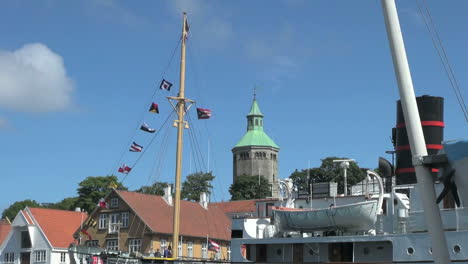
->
[[169, 12, 192, 259], [381, 1, 450, 263]]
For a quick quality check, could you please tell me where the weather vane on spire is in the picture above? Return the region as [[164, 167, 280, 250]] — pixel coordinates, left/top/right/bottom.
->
[[253, 85, 257, 100]]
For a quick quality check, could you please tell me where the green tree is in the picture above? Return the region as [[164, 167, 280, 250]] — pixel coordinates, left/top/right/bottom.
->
[[181, 172, 215, 201], [288, 157, 367, 194], [75, 176, 126, 213], [136, 182, 169, 196], [229, 175, 271, 201], [2, 200, 41, 221], [46, 197, 79, 211]]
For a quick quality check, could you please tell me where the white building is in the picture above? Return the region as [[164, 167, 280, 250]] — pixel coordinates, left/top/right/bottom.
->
[[0, 207, 87, 264]]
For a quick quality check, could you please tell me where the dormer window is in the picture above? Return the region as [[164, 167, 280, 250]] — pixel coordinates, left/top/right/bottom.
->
[[110, 198, 119, 208]]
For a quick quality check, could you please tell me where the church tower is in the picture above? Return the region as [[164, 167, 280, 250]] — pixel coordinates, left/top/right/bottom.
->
[[232, 97, 280, 197]]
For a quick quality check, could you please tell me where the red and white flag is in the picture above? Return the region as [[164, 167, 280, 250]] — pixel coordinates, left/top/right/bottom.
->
[[97, 198, 108, 208], [197, 108, 212, 119], [118, 164, 132, 174], [129, 142, 143, 152], [208, 239, 220, 252]]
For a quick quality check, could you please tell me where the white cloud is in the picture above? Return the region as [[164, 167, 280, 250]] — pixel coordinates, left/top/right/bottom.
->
[[0, 43, 74, 112]]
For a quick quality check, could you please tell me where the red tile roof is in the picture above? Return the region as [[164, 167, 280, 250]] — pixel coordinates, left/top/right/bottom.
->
[[117, 190, 231, 241], [211, 200, 258, 214], [21, 210, 33, 225], [28, 208, 87, 248], [0, 219, 11, 245]]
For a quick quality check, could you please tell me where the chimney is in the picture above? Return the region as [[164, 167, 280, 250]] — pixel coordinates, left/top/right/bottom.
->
[[199, 192, 209, 209], [74, 207, 81, 212], [163, 185, 173, 206]]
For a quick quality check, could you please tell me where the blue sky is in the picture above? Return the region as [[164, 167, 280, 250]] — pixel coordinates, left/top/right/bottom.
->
[[1, 0, 467, 213]]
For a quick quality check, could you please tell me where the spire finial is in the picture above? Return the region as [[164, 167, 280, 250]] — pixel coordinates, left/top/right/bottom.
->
[[253, 85, 257, 100]]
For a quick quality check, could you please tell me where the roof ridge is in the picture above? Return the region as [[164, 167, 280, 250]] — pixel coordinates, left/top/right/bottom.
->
[[29, 207, 87, 214]]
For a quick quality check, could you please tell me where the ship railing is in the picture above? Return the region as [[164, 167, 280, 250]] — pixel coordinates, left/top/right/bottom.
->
[[408, 206, 468, 233]]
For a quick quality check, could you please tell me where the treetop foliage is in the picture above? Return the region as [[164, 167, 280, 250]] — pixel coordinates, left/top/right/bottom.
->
[[229, 174, 271, 201], [181, 171, 215, 201], [1, 199, 41, 221], [289, 157, 367, 194]]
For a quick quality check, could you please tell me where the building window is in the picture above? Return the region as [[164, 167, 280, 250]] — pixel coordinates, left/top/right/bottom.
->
[[187, 241, 193, 257], [240, 152, 251, 160], [98, 214, 107, 229], [202, 242, 208, 258], [21, 231, 31, 248], [121, 212, 129, 228], [106, 239, 118, 251], [128, 239, 141, 253], [110, 198, 119, 208], [86, 240, 99, 247], [109, 213, 120, 234], [178, 240, 182, 257], [60, 252, 66, 263], [255, 119, 259, 125], [160, 239, 167, 255], [4, 252, 14, 263], [34, 250, 46, 262]]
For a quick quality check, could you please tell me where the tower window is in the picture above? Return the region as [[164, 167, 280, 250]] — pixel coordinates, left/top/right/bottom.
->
[[260, 120, 263, 126], [255, 120, 259, 126]]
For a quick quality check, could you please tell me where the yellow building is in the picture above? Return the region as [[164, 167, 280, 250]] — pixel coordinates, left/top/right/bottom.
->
[[76, 189, 231, 261]]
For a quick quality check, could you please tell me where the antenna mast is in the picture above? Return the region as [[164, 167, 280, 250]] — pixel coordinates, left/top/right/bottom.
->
[[332, 159, 355, 196], [168, 12, 194, 259]]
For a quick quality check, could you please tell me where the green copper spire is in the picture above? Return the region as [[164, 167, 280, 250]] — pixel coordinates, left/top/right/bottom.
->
[[234, 99, 279, 149], [248, 99, 264, 117]]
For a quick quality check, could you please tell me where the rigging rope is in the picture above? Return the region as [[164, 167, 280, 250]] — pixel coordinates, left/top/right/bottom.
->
[[185, 38, 228, 202], [144, 118, 173, 196], [415, 0, 468, 122], [120, 109, 175, 185], [187, 114, 207, 172], [144, 112, 175, 187], [106, 37, 182, 178]]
